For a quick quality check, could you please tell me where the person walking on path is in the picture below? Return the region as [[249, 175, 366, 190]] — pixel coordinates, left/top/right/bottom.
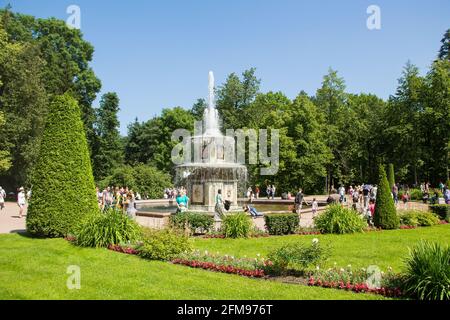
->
[[0, 186, 5, 211], [294, 188, 309, 215], [17, 187, 26, 218], [311, 198, 319, 218], [215, 189, 225, 219], [392, 183, 399, 205]]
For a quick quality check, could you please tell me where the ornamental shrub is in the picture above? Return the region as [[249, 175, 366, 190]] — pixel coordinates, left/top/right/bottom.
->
[[139, 228, 191, 261], [27, 94, 98, 237], [75, 208, 142, 247], [314, 205, 366, 234], [373, 164, 399, 229], [402, 241, 450, 300], [264, 214, 299, 235], [170, 212, 214, 234], [399, 210, 440, 227], [429, 204, 450, 222], [221, 213, 252, 238], [265, 239, 329, 275]]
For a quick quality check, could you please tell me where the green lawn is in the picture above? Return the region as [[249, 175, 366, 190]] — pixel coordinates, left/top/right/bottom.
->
[[1, 224, 448, 299], [0, 233, 382, 300], [193, 224, 450, 272]]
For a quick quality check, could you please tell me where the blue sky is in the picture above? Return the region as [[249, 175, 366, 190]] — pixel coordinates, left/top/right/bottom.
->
[[4, 0, 449, 134]]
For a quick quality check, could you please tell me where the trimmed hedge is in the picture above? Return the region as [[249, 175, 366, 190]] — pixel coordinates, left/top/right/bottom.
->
[[429, 204, 450, 222], [27, 94, 98, 237], [374, 164, 399, 229], [170, 212, 214, 234], [399, 210, 440, 227], [264, 214, 299, 235]]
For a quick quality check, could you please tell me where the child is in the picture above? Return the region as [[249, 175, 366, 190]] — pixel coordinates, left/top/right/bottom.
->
[[311, 198, 318, 218]]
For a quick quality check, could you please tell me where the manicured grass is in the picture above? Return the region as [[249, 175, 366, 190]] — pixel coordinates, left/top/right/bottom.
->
[[0, 233, 382, 300], [193, 224, 450, 272]]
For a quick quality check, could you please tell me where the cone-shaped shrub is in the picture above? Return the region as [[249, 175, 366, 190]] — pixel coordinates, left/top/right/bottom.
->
[[27, 94, 98, 237], [387, 163, 395, 190], [374, 164, 399, 229]]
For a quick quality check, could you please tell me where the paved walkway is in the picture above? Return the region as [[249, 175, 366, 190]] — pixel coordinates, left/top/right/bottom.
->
[[0, 202, 27, 234]]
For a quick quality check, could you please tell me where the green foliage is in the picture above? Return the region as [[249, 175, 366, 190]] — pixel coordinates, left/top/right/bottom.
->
[[399, 210, 440, 227], [139, 228, 192, 261], [387, 164, 395, 190], [265, 240, 328, 275], [26, 94, 98, 237], [0, 10, 101, 189], [429, 204, 450, 222], [0, 112, 11, 173], [221, 213, 252, 238], [170, 212, 214, 234], [402, 241, 450, 300], [101, 164, 172, 198], [314, 205, 366, 234], [124, 107, 195, 173], [264, 214, 299, 235], [75, 208, 142, 247], [374, 165, 399, 230], [92, 92, 123, 181]]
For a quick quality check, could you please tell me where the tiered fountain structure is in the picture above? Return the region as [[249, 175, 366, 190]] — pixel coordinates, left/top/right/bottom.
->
[[175, 71, 247, 212]]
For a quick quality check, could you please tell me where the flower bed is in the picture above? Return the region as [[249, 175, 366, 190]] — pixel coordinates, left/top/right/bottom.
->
[[108, 244, 140, 255], [172, 250, 272, 278], [400, 225, 417, 230], [172, 258, 265, 277], [307, 265, 403, 298]]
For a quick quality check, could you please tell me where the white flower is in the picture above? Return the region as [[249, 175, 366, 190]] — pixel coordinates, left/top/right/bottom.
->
[[340, 268, 345, 272], [312, 238, 319, 244], [257, 253, 261, 257], [316, 265, 320, 270], [204, 250, 208, 255]]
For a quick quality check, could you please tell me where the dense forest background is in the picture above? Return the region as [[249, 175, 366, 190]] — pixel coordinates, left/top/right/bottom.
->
[[0, 9, 449, 196]]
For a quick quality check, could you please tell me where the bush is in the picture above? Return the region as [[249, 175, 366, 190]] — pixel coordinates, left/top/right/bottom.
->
[[75, 208, 142, 247], [314, 205, 366, 234], [221, 213, 252, 238], [402, 241, 450, 300], [429, 204, 450, 222], [139, 228, 191, 261], [264, 214, 299, 235], [170, 212, 214, 234], [374, 164, 399, 229], [409, 189, 423, 201], [399, 210, 440, 227], [265, 239, 328, 275], [27, 94, 98, 237]]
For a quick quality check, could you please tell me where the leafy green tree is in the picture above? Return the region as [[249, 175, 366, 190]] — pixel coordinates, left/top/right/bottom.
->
[[0, 18, 47, 188], [27, 94, 98, 237], [190, 98, 207, 121], [0, 112, 11, 173], [374, 164, 399, 230], [421, 59, 450, 182], [216, 68, 260, 129], [385, 62, 425, 185], [92, 92, 123, 181], [438, 29, 449, 60], [314, 68, 347, 190]]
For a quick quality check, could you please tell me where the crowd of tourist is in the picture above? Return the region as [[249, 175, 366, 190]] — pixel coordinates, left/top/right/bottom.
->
[[96, 186, 139, 219]]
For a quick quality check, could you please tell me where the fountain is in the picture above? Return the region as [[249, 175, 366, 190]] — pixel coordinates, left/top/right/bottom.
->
[[174, 71, 247, 213]]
